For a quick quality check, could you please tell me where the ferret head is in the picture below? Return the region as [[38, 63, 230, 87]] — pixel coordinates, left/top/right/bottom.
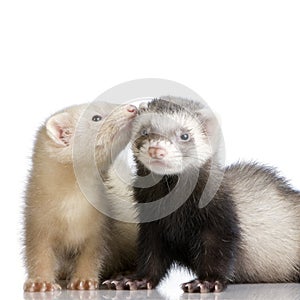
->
[[43, 102, 137, 164], [132, 98, 220, 175]]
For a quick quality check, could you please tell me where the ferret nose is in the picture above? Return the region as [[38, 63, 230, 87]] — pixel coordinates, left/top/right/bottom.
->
[[126, 105, 137, 114], [148, 147, 167, 159]]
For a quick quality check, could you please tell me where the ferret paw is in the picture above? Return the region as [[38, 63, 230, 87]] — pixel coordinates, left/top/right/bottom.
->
[[67, 278, 99, 290], [181, 279, 225, 293], [101, 277, 130, 290], [126, 279, 152, 290], [24, 279, 62, 292], [101, 278, 151, 290]]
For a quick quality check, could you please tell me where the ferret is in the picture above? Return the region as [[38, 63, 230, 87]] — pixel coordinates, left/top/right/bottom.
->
[[23, 102, 138, 292], [106, 97, 300, 293]]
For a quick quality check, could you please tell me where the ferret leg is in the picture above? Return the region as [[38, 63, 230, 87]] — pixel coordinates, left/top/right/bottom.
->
[[24, 240, 60, 292], [67, 237, 104, 290], [181, 229, 235, 293], [133, 247, 172, 289], [102, 250, 171, 290], [102, 224, 172, 290]]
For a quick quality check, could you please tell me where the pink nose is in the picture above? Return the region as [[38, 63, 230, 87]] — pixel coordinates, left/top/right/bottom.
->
[[126, 105, 137, 114], [148, 147, 167, 159]]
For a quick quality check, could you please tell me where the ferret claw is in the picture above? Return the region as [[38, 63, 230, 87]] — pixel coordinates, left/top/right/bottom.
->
[[214, 280, 224, 292], [181, 279, 225, 293], [101, 280, 112, 289], [112, 280, 129, 290]]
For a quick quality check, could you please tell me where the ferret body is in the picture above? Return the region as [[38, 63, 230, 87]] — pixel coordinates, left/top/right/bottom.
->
[[24, 102, 138, 292], [108, 97, 300, 293], [226, 162, 300, 284]]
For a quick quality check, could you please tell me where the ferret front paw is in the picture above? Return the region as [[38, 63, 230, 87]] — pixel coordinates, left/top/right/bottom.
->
[[24, 279, 62, 292], [181, 279, 226, 293], [102, 278, 151, 290], [101, 277, 130, 290], [67, 278, 99, 290], [126, 279, 152, 290]]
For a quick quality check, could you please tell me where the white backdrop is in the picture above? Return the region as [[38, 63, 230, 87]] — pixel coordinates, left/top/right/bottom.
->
[[0, 1, 299, 299]]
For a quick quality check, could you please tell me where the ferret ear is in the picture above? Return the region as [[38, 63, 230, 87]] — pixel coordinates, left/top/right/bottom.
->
[[196, 107, 221, 138], [46, 112, 74, 147], [138, 102, 148, 112]]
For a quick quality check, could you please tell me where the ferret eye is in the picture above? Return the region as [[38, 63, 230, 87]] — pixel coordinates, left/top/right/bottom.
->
[[180, 133, 190, 141], [141, 128, 149, 136], [92, 115, 102, 122]]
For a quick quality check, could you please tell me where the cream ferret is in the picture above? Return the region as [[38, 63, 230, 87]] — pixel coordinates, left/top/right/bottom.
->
[[23, 102, 138, 292]]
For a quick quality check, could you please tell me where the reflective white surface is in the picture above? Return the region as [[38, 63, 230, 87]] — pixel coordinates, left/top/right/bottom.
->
[[23, 284, 300, 300]]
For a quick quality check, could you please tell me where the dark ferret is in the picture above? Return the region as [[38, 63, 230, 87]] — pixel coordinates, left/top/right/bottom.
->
[[103, 97, 300, 293]]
